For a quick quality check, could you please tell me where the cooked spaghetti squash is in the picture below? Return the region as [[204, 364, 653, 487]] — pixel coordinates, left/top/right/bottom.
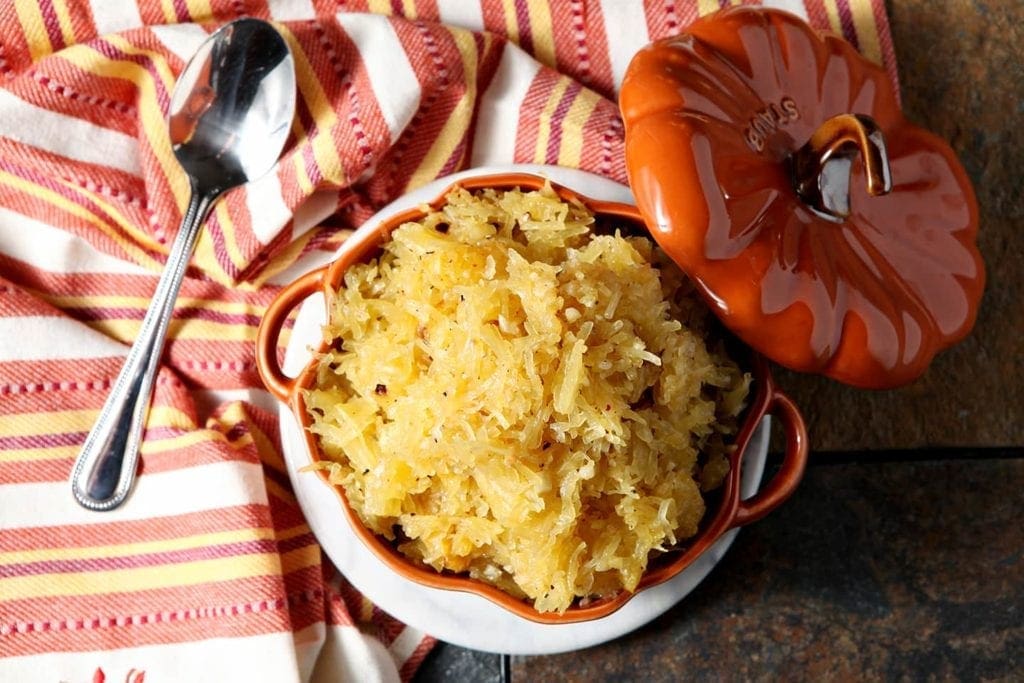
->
[[306, 183, 749, 613]]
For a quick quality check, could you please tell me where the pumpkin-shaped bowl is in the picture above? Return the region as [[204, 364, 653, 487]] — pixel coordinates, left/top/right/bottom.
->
[[255, 165, 808, 631]]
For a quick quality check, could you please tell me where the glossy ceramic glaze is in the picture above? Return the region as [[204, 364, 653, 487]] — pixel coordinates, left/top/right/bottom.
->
[[256, 172, 809, 624], [620, 7, 984, 389]]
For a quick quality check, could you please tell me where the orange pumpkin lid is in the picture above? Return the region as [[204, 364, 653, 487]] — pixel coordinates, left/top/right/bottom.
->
[[619, 7, 984, 389]]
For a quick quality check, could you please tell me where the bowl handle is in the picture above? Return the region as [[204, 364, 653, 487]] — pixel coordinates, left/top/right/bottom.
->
[[255, 266, 327, 402], [733, 389, 809, 527]]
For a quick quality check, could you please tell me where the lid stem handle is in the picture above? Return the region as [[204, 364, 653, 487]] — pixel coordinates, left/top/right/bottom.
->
[[791, 113, 893, 221]]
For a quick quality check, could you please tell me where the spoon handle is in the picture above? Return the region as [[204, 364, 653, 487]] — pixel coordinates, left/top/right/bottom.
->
[[71, 186, 216, 511]]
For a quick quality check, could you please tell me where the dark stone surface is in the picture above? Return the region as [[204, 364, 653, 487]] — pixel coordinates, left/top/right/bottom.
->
[[415, 456, 1024, 681], [775, 0, 1024, 451], [506, 457, 1024, 681], [414, 644, 502, 682]]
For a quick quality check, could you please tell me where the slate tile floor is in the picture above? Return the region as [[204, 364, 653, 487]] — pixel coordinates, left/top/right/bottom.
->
[[415, 455, 1023, 681]]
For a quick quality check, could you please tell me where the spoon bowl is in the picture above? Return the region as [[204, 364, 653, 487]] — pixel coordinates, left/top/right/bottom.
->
[[71, 18, 296, 511], [169, 19, 296, 192]]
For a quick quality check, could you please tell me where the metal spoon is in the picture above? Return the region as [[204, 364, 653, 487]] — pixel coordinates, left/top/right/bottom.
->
[[71, 18, 296, 511]]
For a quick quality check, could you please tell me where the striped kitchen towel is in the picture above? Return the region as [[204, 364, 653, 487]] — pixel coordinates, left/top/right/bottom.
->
[[0, 1, 897, 681]]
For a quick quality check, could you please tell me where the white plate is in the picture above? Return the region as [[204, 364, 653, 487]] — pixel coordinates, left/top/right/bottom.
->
[[277, 164, 771, 655]]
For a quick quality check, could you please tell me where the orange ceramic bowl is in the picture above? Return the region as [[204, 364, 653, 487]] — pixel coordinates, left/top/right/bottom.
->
[[255, 170, 808, 624]]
